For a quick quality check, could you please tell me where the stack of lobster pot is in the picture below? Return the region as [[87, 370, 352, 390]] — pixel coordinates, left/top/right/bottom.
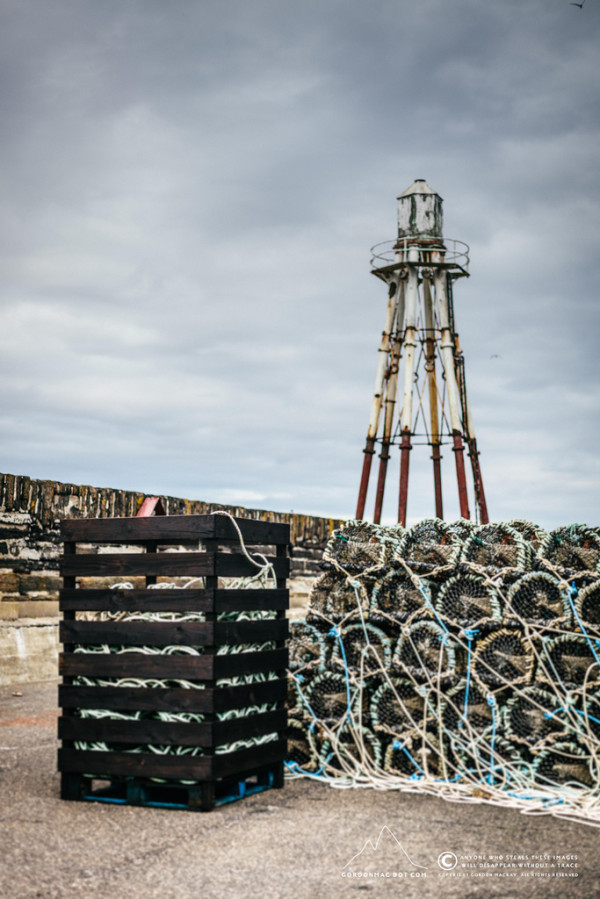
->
[[287, 518, 600, 792]]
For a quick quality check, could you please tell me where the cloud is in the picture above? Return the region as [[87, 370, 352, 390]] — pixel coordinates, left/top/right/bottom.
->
[[1, 0, 599, 528]]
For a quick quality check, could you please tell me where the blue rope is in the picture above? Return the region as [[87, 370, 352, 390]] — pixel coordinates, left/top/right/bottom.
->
[[392, 739, 425, 775], [293, 676, 322, 726], [567, 581, 600, 669], [544, 707, 565, 719], [460, 628, 479, 728], [417, 581, 452, 636], [541, 697, 598, 740], [284, 757, 333, 779], [546, 706, 600, 728], [329, 626, 354, 723]]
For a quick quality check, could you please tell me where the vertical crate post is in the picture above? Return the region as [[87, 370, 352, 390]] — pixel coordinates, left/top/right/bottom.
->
[[57, 514, 290, 811], [201, 531, 218, 811]]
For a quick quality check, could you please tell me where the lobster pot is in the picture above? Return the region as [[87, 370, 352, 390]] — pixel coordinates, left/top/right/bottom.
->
[[394, 519, 462, 572], [537, 526, 600, 575], [58, 514, 289, 811]]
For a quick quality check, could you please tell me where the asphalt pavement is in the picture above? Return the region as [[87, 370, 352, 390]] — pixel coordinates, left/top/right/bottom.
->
[[1, 679, 598, 899]]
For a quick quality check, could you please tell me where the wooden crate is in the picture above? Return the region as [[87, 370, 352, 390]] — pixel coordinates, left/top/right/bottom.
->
[[58, 514, 289, 811]]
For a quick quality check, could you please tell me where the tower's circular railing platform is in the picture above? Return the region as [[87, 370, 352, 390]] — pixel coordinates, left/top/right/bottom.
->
[[370, 236, 470, 278]]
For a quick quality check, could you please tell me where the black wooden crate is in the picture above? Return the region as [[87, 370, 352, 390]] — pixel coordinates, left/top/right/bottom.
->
[[58, 514, 289, 811]]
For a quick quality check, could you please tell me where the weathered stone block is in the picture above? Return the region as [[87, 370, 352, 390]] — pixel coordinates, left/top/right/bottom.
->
[[0, 511, 32, 526], [0, 601, 19, 620], [0, 524, 31, 538], [0, 572, 20, 592], [17, 600, 60, 618], [0, 620, 59, 684], [18, 574, 62, 594]]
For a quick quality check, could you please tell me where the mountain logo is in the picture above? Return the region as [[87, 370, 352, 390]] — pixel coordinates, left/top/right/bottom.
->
[[342, 825, 429, 870]]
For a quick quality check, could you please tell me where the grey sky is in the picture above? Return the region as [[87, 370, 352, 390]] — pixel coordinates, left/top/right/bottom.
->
[[1, 0, 599, 527]]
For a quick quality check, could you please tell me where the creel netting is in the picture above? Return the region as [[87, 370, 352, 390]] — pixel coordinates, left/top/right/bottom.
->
[[286, 518, 600, 826]]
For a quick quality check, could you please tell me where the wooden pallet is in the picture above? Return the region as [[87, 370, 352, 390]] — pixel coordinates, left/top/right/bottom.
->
[[58, 514, 289, 811], [61, 764, 284, 811]]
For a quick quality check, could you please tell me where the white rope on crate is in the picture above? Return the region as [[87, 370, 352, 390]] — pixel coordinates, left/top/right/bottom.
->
[[72, 511, 283, 764], [286, 519, 600, 827]]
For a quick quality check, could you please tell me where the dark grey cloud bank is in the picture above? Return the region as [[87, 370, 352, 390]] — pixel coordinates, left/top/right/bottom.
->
[[1, 0, 599, 526]]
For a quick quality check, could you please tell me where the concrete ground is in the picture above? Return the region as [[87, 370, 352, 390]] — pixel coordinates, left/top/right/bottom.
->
[[1, 680, 598, 899]]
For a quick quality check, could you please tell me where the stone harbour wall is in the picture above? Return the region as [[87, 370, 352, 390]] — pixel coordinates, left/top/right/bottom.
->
[[0, 472, 341, 621]]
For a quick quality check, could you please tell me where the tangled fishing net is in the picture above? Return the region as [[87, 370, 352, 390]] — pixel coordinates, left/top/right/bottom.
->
[[286, 518, 600, 826]]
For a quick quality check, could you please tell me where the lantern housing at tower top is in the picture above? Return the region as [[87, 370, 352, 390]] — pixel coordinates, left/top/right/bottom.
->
[[397, 178, 443, 239]]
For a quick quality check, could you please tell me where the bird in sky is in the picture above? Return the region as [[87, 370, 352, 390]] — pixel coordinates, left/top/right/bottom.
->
[[570, 1, 586, 8]]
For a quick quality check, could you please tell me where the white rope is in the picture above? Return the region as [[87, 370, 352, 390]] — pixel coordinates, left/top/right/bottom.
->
[[287, 519, 600, 827]]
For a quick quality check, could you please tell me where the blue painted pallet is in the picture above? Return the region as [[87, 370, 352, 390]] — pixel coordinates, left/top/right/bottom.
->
[[61, 764, 284, 811]]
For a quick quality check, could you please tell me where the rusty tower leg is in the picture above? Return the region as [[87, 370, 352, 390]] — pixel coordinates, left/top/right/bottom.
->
[[450, 283, 489, 524], [398, 430, 412, 527], [467, 437, 489, 524], [373, 443, 390, 524], [355, 281, 400, 519], [452, 431, 471, 520], [356, 436, 376, 520], [434, 270, 471, 519]]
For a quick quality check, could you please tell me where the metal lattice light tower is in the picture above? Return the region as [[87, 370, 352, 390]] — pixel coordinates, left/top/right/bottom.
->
[[356, 179, 489, 526]]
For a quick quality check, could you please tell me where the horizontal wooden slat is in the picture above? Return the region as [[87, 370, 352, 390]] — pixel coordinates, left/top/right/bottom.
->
[[58, 710, 286, 748], [60, 653, 213, 679], [214, 680, 288, 713], [59, 552, 214, 578], [59, 648, 288, 680], [59, 684, 215, 713], [214, 739, 286, 779], [216, 555, 289, 578], [58, 738, 286, 780], [58, 747, 212, 780], [216, 619, 288, 644], [58, 680, 288, 714], [61, 620, 212, 646], [59, 552, 288, 580], [61, 516, 215, 543], [212, 517, 289, 544], [216, 709, 286, 744], [60, 515, 290, 545], [212, 589, 289, 613], [59, 588, 289, 614], [213, 649, 288, 678], [59, 588, 216, 613], [60, 619, 288, 648], [59, 716, 214, 746]]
